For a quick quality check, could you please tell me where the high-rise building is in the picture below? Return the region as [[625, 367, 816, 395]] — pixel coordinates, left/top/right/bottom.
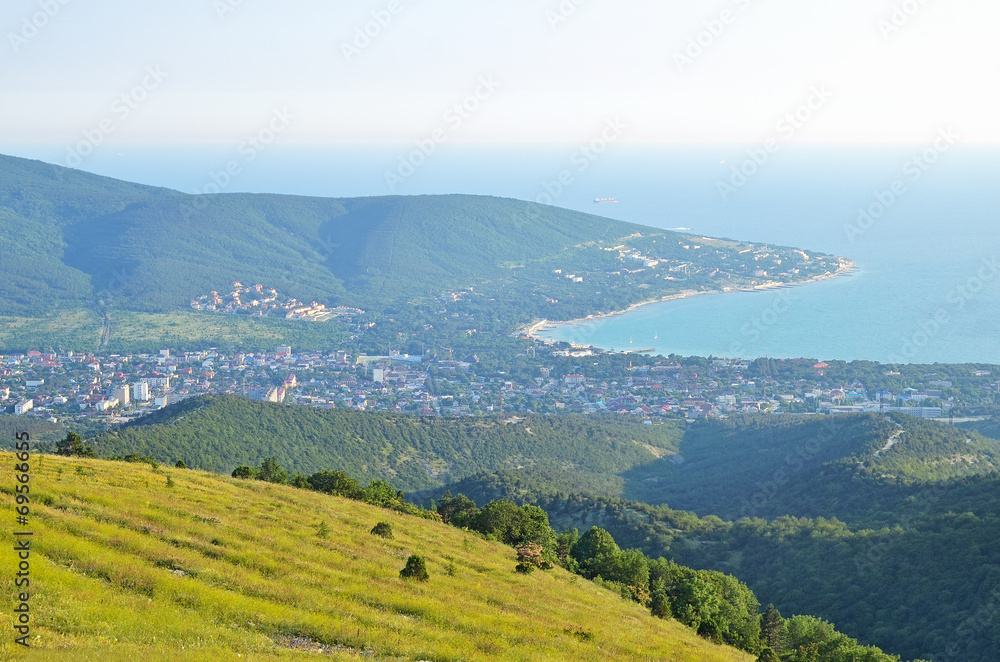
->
[[276, 345, 292, 358], [133, 381, 151, 401], [114, 385, 130, 406]]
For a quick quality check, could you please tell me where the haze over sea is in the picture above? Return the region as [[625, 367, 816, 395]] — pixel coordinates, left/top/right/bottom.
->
[[6, 142, 1000, 365]]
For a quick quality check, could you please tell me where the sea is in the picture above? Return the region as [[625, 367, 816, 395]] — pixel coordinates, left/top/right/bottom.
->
[[6, 142, 1000, 365]]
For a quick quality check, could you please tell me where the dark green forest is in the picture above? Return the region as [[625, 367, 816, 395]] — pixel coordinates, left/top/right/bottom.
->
[[86, 394, 684, 491]]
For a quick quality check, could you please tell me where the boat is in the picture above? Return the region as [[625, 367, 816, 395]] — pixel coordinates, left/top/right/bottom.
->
[[594, 198, 618, 204]]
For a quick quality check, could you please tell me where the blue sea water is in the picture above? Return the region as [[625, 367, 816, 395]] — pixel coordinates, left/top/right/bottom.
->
[[5, 142, 999, 364]]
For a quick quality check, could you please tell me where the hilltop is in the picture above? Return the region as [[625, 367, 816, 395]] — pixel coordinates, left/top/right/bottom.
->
[[0, 453, 751, 661], [0, 152, 843, 352]]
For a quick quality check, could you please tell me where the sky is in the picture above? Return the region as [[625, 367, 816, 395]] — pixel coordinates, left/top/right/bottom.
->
[[2, 0, 1000, 146]]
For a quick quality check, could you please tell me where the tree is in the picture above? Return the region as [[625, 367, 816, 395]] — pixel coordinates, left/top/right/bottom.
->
[[556, 529, 580, 569], [56, 431, 94, 457], [437, 492, 478, 526], [761, 604, 785, 652], [571, 527, 622, 580], [618, 549, 651, 604], [362, 480, 400, 507], [651, 589, 672, 619], [470, 500, 556, 550], [757, 648, 780, 662], [308, 470, 362, 498], [257, 457, 288, 484], [672, 576, 720, 630]]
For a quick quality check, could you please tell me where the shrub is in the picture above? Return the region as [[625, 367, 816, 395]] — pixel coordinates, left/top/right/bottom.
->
[[515, 542, 552, 573], [400, 554, 429, 581], [317, 521, 330, 539], [232, 466, 257, 479], [371, 522, 394, 539], [175, 460, 187, 469], [564, 627, 593, 642]]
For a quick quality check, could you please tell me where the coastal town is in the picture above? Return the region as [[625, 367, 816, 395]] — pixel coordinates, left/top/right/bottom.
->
[[3, 339, 994, 430]]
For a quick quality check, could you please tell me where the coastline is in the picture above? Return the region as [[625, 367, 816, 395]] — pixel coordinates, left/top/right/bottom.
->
[[521, 258, 856, 342]]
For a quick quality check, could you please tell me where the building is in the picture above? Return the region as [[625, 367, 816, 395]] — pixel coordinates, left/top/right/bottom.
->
[[154, 394, 170, 409], [145, 377, 170, 390], [14, 399, 33, 415], [133, 381, 150, 401], [372, 368, 385, 383], [26, 379, 45, 388], [276, 345, 292, 358], [114, 385, 130, 406], [95, 398, 118, 412]]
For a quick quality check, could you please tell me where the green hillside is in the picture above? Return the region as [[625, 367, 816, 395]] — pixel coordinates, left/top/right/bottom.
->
[[0, 153, 843, 352], [430, 414, 1000, 662], [504, 484, 1000, 662], [0, 453, 751, 662], [87, 394, 685, 492], [621, 413, 1000, 523]]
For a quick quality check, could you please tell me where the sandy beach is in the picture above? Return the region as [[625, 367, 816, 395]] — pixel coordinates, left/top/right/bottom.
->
[[521, 258, 856, 341]]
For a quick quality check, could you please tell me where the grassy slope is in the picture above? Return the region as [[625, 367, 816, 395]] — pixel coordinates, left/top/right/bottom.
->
[[0, 454, 750, 662]]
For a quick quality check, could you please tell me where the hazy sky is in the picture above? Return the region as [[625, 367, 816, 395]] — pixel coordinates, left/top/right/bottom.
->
[[3, 0, 999, 145]]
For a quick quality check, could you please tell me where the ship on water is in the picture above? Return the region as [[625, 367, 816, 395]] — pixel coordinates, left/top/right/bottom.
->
[[594, 197, 618, 204]]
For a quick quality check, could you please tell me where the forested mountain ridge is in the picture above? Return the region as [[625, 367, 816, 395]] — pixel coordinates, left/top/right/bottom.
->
[[0, 152, 843, 351], [86, 394, 685, 492], [623, 413, 1000, 523]]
